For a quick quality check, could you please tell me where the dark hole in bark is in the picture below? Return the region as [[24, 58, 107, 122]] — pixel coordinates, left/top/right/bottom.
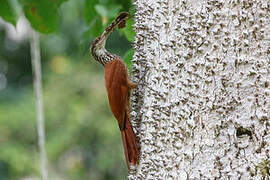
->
[[236, 127, 252, 138]]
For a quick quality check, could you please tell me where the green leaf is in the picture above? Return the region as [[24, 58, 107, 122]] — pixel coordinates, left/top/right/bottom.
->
[[84, 0, 99, 24], [95, 4, 122, 20], [19, 0, 67, 33], [54, 0, 69, 7], [123, 48, 134, 70], [113, 0, 132, 10], [95, 4, 107, 17], [0, 0, 17, 25], [107, 4, 122, 19], [89, 17, 103, 37]]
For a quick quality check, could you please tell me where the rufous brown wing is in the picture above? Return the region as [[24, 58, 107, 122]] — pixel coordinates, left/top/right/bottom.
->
[[104, 59, 139, 169]]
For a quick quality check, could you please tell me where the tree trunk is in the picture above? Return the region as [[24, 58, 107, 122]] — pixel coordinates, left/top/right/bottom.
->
[[130, 0, 270, 179]]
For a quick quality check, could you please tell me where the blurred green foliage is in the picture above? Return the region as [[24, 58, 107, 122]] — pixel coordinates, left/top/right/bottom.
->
[[0, 0, 17, 25], [0, 0, 135, 179]]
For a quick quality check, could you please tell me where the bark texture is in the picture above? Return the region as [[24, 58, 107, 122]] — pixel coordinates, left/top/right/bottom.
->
[[130, 0, 270, 179]]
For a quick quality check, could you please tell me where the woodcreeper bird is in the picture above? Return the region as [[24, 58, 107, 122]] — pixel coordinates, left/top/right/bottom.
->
[[90, 12, 139, 169]]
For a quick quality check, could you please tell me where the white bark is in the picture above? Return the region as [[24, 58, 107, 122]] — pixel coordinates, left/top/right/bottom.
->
[[130, 0, 270, 179], [30, 29, 48, 180]]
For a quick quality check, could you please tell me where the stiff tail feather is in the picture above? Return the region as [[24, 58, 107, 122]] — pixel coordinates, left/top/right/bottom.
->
[[121, 115, 139, 169]]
